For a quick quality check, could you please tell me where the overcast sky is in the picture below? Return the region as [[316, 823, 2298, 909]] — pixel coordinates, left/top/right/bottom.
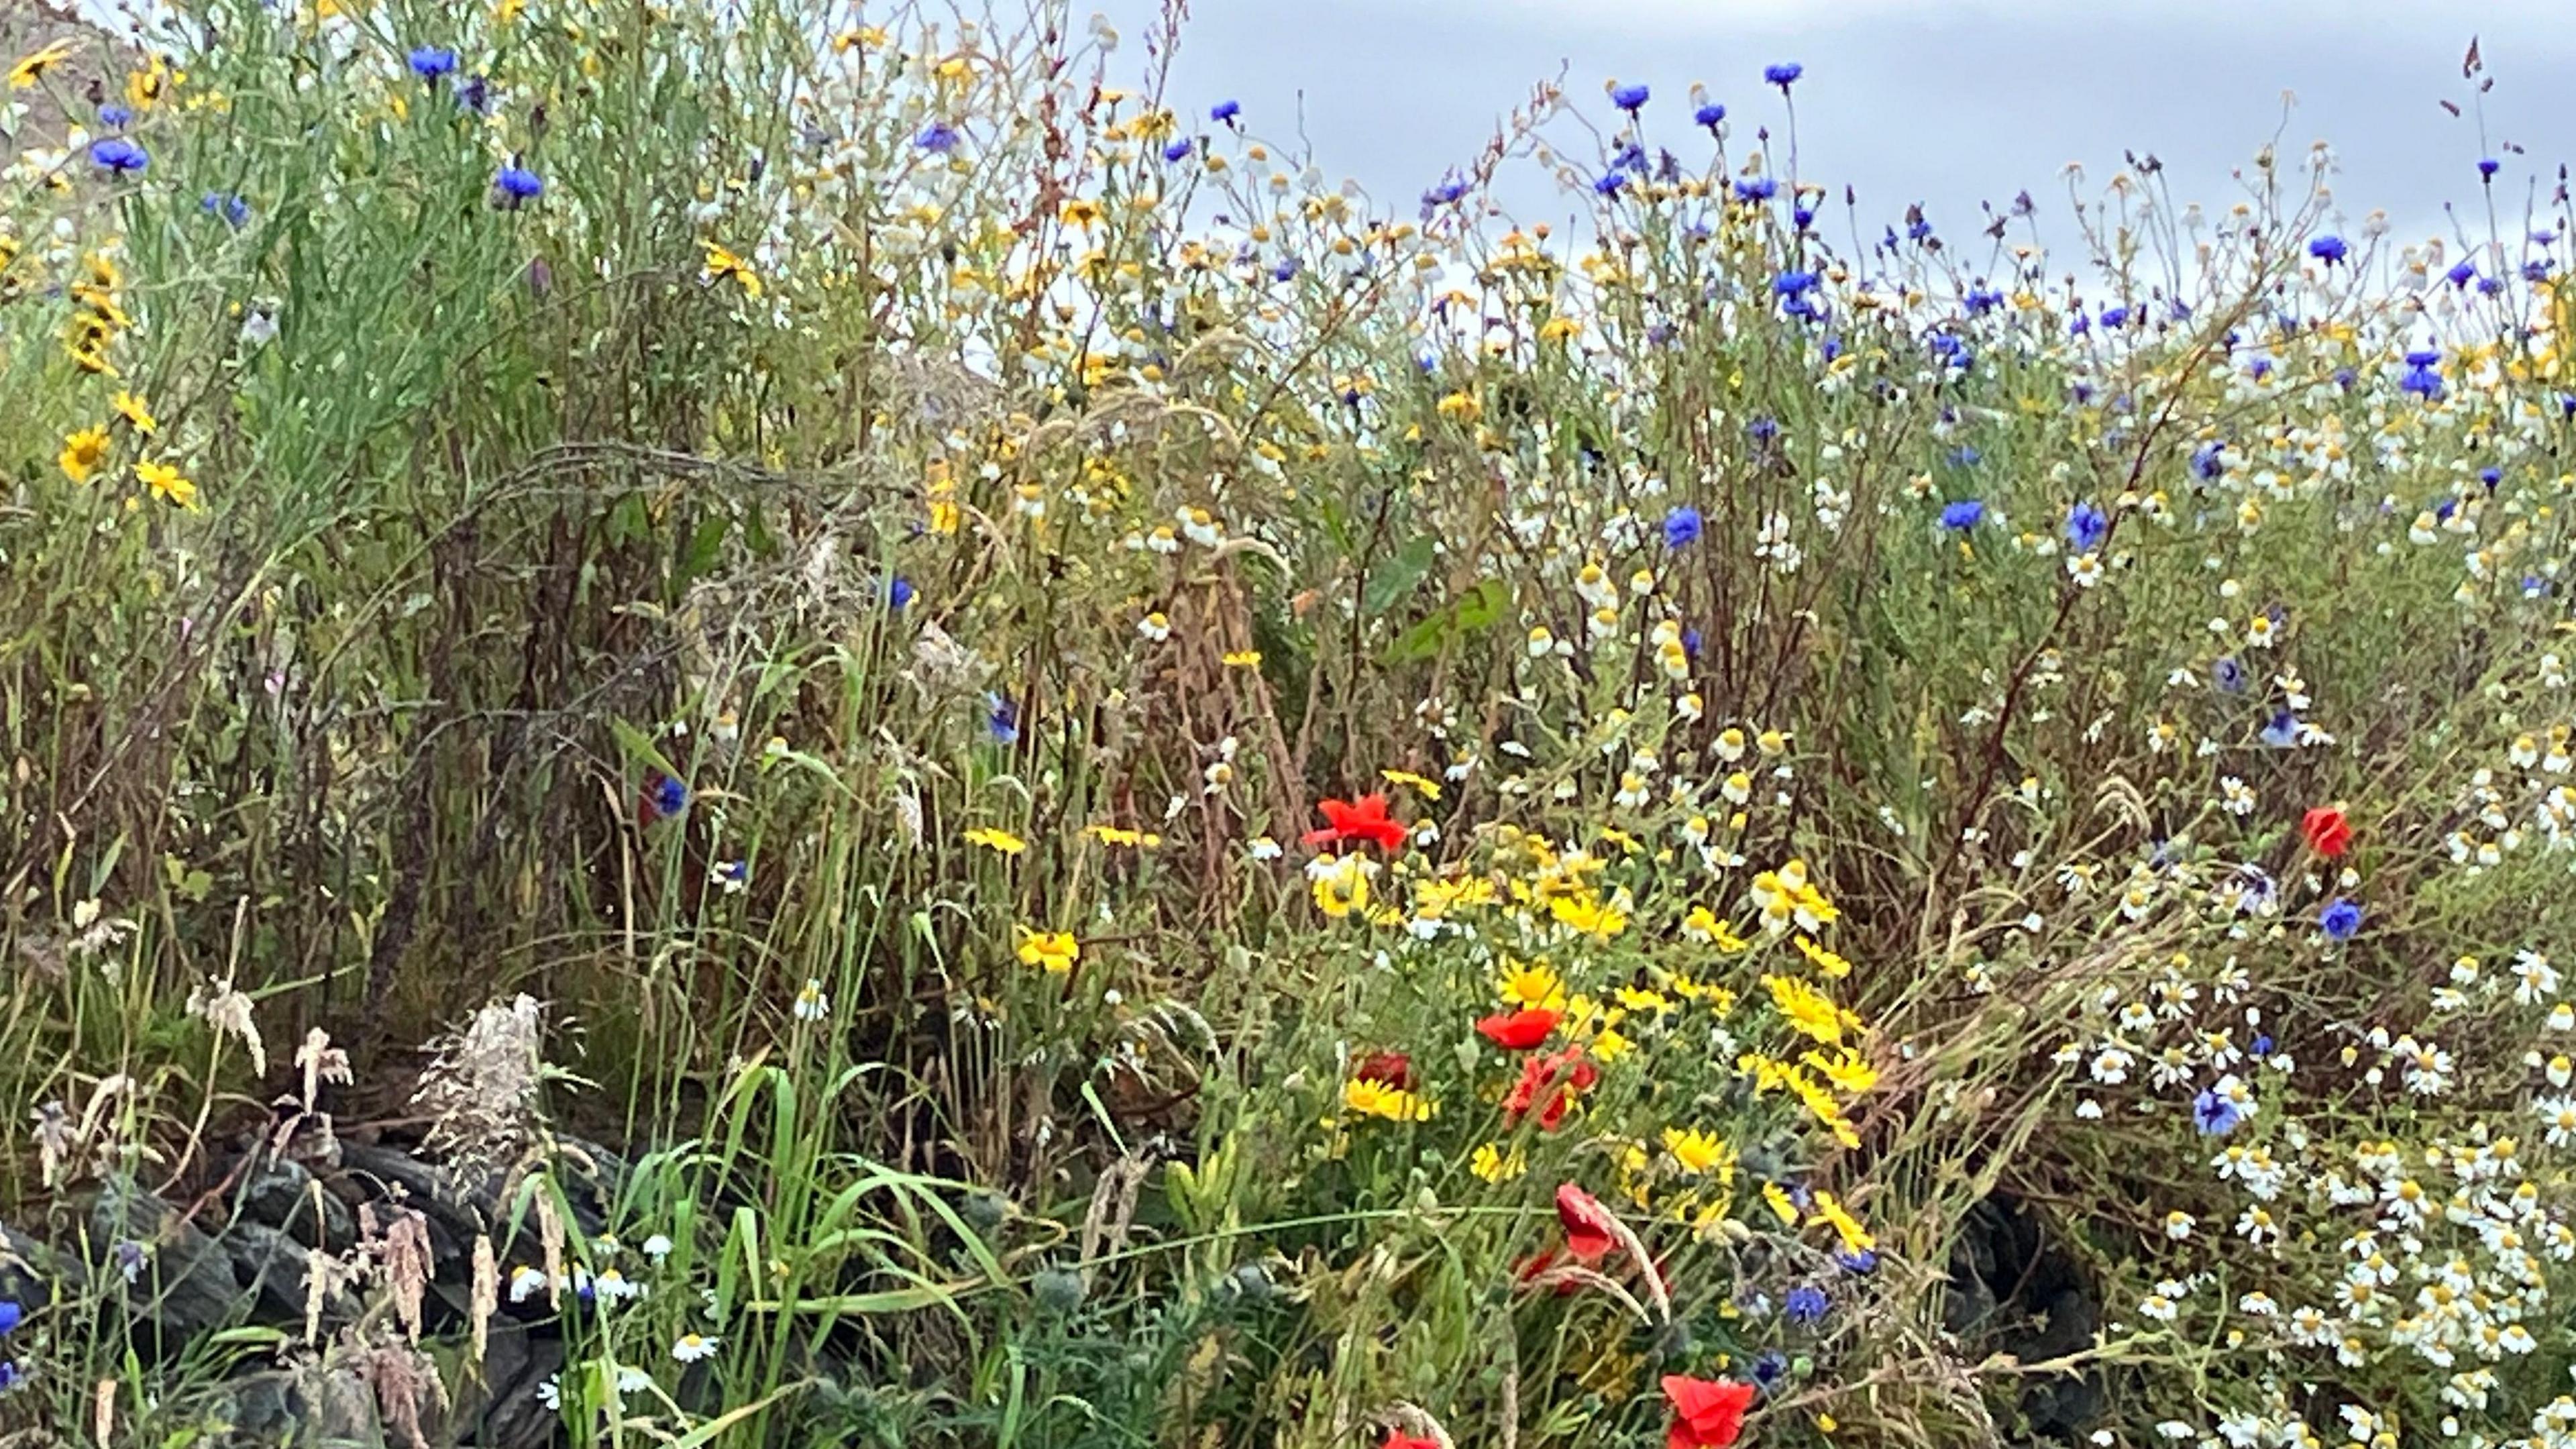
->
[[1102, 0, 2570, 261]]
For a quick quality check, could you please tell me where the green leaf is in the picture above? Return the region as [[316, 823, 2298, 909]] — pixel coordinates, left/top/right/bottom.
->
[[1360, 535, 1437, 616], [607, 718, 677, 780], [677, 513, 730, 588], [1382, 578, 1511, 664]]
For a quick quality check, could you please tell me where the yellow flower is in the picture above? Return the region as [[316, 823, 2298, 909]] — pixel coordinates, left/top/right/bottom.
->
[[111, 390, 156, 435], [1760, 1181, 1801, 1226], [58, 427, 110, 484], [1342, 1077, 1434, 1122], [8, 40, 75, 90], [1470, 1141, 1527, 1183], [1662, 1126, 1736, 1181], [1310, 854, 1371, 918], [1379, 768, 1442, 800], [1081, 823, 1161, 849], [1810, 1190, 1875, 1254], [701, 242, 762, 298], [1591, 1026, 1631, 1063], [1436, 390, 1481, 423], [1764, 973, 1856, 1046], [137, 460, 199, 509], [1794, 936, 1854, 979], [1682, 906, 1749, 951], [1549, 890, 1627, 939], [1615, 985, 1674, 1014], [1015, 927, 1079, 974], [964, 826, 1026, 856], [1497, 960, 1567, 1012], [1803, 1048, 1879, 1095], [1221, 649, 1262, 667]]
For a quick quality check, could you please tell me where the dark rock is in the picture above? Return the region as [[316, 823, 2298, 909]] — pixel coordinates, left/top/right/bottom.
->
[[238, 1151, 355, 1249], [458, 1321, 564, 1449], [89, 1183, 242, 1350], [0, 1220, 84, 1311], [1942, 1191, 2104, 1444], [338, 1143, 490, 1269]]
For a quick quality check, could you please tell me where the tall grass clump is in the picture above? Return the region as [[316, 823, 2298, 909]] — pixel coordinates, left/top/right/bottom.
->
[[3, 3, 2576, 1446]]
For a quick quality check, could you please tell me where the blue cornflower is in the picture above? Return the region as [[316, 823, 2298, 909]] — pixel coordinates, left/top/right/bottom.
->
[[89, 138, 148, 174], [888, 577, 915, 609], [1663, 505, 1704, 549], [1271, 258, 1299, 282], [1611, 82, 1650, 111], [407, 46, 458, 80], [1423, 176, 1469, 207], [1964, 285, 2004, 315], [2259, 710, 2301, 749], [2250, 1034, 2273, 1057], [494, 164, 543, 205], [2192, 1085, 2245, 1136], [916, 121, 961, 154], [1837, 1248, 1880, 1275], [2192, 441, 2226, 480], [1764, 62, 1803, 89], [2098, 305, 2129, 329], [2320, 898, 2363, 941], [1210, 99, 1240, 123], [457, 74, 491, 113], [986, 694, 1021, 745], [1773, 270, 1818, 298], [2211, 657, 2246, 694], [2479, 158, 2501, 179], [0, 1301, 18, 1334], [2065, 501, 2108, 553], [2306, 234, 2347, 265], [2479, 275, 2507, 297], [2446, 260, 2477, 288], [2400, 364, 2444, 401], [651, 775, 690, 820], [1752, 1350, 1789, 1387], [2481, 466, 2503, 489], [2527, 259, 2554, 283], [1746, 416, 1779, 443], [1681, 627, 1703, 657], [99, 103, 132, 130], [1694, 102, 1726, 127], [1783, 1285, 1829, 1325], [1593, 170, 1627, 196], [201, 191, 252, 227], [1792, 205, 1815, 229], [1939, 499, 1984, 531], [1733, 176, 1776, 203], [712, 859, 749, 890], [0, 1360, 21, 1393], [1163, 139, 1193, 162]]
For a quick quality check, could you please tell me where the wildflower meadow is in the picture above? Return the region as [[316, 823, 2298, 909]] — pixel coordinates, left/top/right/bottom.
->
[[3, 2, 2575, 1446]]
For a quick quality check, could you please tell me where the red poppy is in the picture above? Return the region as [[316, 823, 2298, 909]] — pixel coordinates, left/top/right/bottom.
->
[[1503, 1046, 1597, 1131], [1661, 1375, 1756, 1449], [2301, 806, 2352, 859], [1380, 1434, 1443, 1449], [1303, 794, 1409, 852], [1354, 1051, 1414, 1089], [1513, 1245, 1584, 1295], [1555, 1183, 1619, 1265], [1476, 1008, 1562, 1051]]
